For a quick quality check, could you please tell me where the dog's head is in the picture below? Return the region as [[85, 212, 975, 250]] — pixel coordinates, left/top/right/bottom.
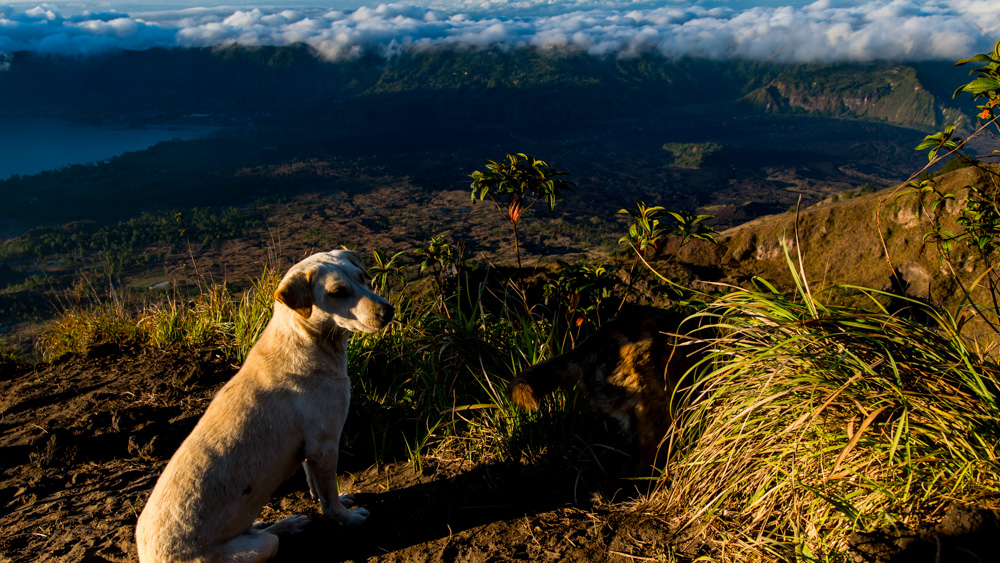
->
[[274, 249, 394, 335]]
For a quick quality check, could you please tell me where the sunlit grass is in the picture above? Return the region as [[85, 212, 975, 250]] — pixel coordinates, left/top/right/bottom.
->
[[39, 268, 280, 362], [647, 276, 1000, 561]]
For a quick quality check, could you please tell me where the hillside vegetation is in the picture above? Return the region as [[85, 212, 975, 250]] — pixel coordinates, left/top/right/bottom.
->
[[5, 159, 999, 562], [742, 64, 964, 130]]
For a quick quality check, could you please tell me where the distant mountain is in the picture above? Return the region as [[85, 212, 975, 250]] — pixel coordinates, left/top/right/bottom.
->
[[740, 64, 967, 131], [0, 46, 977, 131]]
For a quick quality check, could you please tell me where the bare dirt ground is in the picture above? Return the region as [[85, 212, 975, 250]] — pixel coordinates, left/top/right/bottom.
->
[[0, 345, 697, 563]]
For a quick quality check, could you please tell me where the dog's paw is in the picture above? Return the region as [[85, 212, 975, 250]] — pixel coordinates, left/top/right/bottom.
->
[[265, 514, 310, 536], [339, 493, 356, 508], [340, 507, 370, 526]]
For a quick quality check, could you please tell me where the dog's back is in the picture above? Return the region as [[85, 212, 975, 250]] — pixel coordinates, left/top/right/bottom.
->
[[510, 306, 702, 468]]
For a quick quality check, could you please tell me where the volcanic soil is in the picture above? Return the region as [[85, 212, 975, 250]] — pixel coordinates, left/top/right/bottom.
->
[[0, 344, 695, 563]]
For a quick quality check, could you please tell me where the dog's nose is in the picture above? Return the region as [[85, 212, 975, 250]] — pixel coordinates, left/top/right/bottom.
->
[[377, 304, 395, 325]]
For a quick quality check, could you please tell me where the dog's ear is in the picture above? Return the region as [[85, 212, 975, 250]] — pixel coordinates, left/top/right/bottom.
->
[[340, 249, 366, 272], [274, 269, 314, 319]]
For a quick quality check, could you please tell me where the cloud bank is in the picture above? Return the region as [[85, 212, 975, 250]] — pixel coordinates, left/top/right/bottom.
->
[[0, 0, 998, 62]]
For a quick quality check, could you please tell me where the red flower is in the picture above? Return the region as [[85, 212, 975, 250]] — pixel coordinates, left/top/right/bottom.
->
[[980, 109, 992, 120], [575, 317, 584, 327]]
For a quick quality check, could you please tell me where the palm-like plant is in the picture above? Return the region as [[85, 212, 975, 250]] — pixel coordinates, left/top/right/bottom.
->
[[414, 237, 464, 294], [369, 248, 407, 294], [617, 201, 670, 257], [470, 153, 574, 269], [617, 201, 717, 301], [667, 210, 718, 246]]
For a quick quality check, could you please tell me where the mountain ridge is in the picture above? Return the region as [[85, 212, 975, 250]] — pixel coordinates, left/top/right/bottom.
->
[[0, 46, 976, 131]]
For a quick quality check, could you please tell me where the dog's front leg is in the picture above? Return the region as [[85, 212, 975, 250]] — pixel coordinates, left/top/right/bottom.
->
[[303, 460, 354, 505], [303, 460, 320, 500], [303, 447, 369, 525]]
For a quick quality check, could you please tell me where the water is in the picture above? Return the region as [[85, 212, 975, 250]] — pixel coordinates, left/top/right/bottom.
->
[[0, 116, 218, 180]]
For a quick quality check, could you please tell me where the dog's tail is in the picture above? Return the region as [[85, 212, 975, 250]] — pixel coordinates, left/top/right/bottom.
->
[[509, 355, 584, 410], [509, 376, 543, 410]]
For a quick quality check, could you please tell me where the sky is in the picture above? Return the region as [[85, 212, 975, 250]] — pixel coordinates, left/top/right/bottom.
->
[[0, 0, 998, 63]]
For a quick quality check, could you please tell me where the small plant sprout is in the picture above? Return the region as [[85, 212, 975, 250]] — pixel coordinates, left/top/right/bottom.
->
[[914, 124, 962, 164], [618, 201, 716, 257], [617, 201, 670, 257]]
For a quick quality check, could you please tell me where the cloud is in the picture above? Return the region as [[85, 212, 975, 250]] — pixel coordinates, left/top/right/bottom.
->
[[0, 0, 997, 62], [0, 4, 177, 54]]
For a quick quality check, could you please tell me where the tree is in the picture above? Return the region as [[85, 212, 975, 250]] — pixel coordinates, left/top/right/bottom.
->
[[470, 153, 574, 269]]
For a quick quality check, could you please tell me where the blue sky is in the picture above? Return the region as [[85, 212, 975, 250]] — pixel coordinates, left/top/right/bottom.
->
[[1, 0, 998, 62]]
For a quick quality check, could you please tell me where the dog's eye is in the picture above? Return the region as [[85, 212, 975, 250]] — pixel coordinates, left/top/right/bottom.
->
[[327, 287, 349, 299]]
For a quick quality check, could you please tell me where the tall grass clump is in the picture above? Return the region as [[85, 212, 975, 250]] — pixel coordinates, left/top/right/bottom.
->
[[41, 282, 145, 360], [650, 272, 1000, 561], [230, 266, 280, 360], [141, 283, 233, 349], [340, 258, 650, 479], [642, 41, 1000, 558], [39, 268, 280, 362]]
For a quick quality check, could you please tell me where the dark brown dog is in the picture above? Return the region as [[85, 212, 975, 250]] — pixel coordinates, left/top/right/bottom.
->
[[510, 306, 704, 470]]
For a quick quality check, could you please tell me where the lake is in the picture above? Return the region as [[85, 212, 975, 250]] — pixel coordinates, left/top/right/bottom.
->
[[0, 117, 218, 180]]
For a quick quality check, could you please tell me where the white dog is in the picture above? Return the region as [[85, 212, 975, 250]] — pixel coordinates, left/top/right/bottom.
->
[[136, 249, 394, 563]]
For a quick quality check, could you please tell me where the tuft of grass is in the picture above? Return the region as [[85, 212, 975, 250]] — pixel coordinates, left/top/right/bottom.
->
[[40, 283, 143, 360], [648, 277, 1000, 561], [230, 266, 280, 360], [345, 274, 546, 467], [39, 268, 280, 362], [0, 335, 23, 366], [141, 283, 232, 349]]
